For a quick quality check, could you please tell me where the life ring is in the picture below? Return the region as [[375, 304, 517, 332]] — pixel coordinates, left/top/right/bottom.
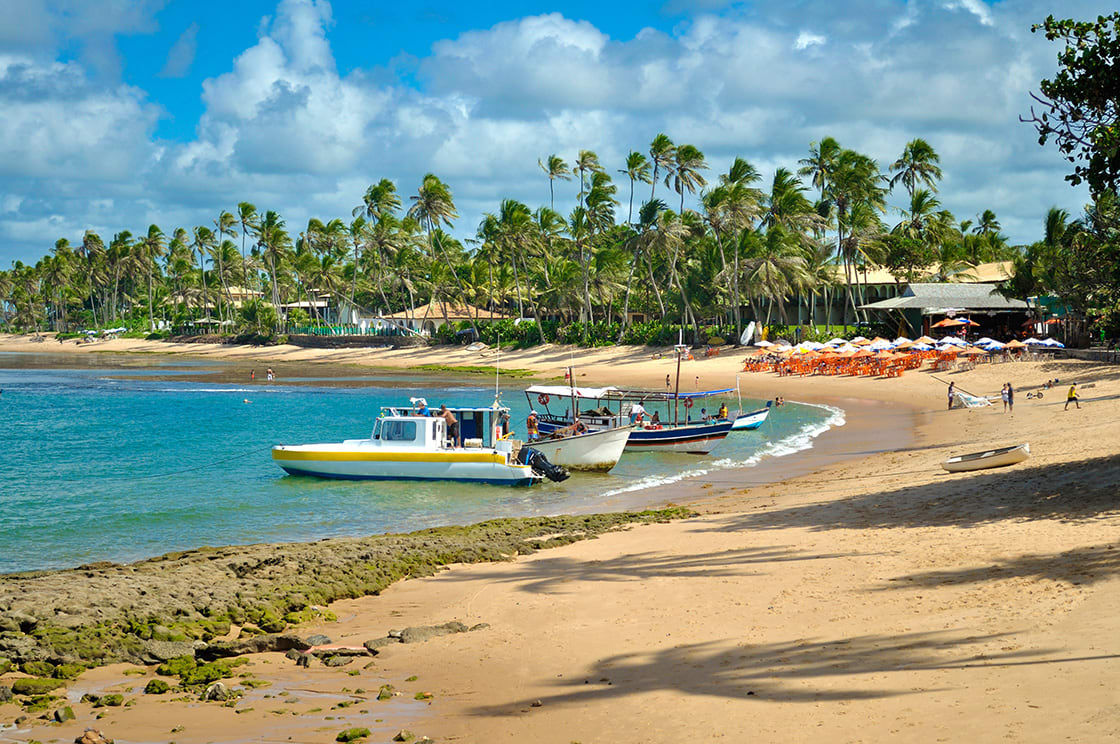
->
[[537, 393, 550, 405], [683, 397, 694, 409]]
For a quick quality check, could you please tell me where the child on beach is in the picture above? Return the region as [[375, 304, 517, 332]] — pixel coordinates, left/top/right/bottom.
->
[[947, 382, 955, 410]]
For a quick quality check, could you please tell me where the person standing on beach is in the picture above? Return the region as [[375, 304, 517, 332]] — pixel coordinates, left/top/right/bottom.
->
[[266, 368, 274, 382], [1065, 383, 1080, 410], [250, 369, 255, 381], [1001, 383, 1009, 412], [947, 381, 955, 410], [665, 374, 670, 391], [1006, 383, 1014, 413]]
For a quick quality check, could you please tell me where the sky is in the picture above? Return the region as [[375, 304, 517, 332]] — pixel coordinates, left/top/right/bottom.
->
[[0, 0, 1114, 266]]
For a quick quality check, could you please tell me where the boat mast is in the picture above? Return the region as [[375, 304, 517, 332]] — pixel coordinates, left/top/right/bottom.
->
[[493, 331, 501, 408], [736, 373, 743, 416], [673, 346, 682, 426], [568, 365, 578, 424]]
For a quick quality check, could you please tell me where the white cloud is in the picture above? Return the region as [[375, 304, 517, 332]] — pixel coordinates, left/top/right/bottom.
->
[[793, 31, 826, 49], [3, 0, 1119, 265], [159, 22, 199, 78]]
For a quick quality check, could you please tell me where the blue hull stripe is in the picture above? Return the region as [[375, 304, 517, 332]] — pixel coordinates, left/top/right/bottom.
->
[[279, 466, 538, 487]]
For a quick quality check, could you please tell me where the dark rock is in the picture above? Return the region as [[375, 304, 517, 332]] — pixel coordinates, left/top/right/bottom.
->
[[140, 640, 197, 664], [0, 633, 47, 662], [310, 647, 370, 658], [284, 648, 304, 662], [530, 699, 542, 707], [336, 727, 372, 742], [54, 705, 76, 722], [11, 677, 64, 695], [144, 679, 170, 694], [75, 728, 114, 744], [0, 657, 10, 674], [363, 637, 396, 653], [295, 653, 311, 668], [0, 685, 11, 702], [468, 623, 490, 632], [20, 660, 54, 677], [322, 655, 353, 667], [198, 633, 309, 660], [392, 730, 414, 742], [398, 622, 468, 644], [305, 634, 332, 646], [202, 682, 230, 701], [94, 694, 124, 707], [80, 693, 100, 705], [387, 630, 403, 639]]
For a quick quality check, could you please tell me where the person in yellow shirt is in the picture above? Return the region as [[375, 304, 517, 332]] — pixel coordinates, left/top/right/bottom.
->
[[1065, 384, 1080, 410]]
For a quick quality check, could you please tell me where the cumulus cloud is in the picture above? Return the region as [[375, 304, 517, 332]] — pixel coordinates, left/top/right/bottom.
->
[[159, 22, 199, 78], [1, 0, 1118, 264]]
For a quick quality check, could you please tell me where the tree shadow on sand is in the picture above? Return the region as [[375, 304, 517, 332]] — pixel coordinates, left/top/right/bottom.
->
[[874, 543, 1120, 591], [466, 630, 1077, 714], [703, 451, 1120, 534], [456, 545, 867, 595]]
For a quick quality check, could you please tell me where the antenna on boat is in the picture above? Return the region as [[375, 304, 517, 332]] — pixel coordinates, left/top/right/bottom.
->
[[493, 331, 501, 408]]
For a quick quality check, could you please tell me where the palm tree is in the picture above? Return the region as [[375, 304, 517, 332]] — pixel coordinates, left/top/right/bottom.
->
[[648, 133, 676, 202], [257, 211, 290, 312], [827, 149, 886, 322], [191, 226, 216, 320], [742, 226, 811, 324], [537, 155, 571, 211], [237, 202, 258, 291], [669, 144, 708, 214], [354, 178, 402, 221], [575, 150, 601, 206], [408, 173, 478, 337], [889, 138, 943, 199], [213, 211, 237, 319], [137, 225, 166, 330], [798, 137, 841, 204], [618, 151, 652, 224]]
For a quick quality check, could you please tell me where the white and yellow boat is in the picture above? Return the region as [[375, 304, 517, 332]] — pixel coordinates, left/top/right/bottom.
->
[[272, 405, 553, 486]]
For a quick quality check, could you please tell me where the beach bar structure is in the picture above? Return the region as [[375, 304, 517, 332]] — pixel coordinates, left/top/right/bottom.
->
[[859, 282, 1030, 336], [383, 301, 512, 336]]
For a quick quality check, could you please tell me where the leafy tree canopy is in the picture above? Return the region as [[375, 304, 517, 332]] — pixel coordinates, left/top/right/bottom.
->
[[1025, 13, 1120, 192]]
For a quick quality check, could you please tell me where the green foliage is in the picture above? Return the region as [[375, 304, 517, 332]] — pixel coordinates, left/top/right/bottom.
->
[[336, 728, 372, 742], [1028, 12, 1120, 191]]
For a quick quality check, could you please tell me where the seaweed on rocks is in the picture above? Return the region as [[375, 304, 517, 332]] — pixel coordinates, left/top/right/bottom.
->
[[0, 508, 694, 668]]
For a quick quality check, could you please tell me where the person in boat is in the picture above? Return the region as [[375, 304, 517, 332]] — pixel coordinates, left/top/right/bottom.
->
[[717, 402, 728, 420], [1065, 383, 1079, 410], [414, 399, 430, 416], [438, 404, 460, 445], [648, 410, 661, 428], [630, 400, 646, 424], [775, 396, 784, 407], [526, 410, 539, 441], [700, 407, 710, 422]]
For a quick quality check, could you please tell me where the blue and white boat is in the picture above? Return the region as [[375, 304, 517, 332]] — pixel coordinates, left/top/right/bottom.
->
[[525, 384, 736, 455]]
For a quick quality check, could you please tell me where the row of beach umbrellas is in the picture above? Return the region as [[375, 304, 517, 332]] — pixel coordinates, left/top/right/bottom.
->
[[753, 333, 1064, 355]]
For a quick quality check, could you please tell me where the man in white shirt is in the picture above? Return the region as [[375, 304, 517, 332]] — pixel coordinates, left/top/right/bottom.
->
[[630, 401, 646, 423]]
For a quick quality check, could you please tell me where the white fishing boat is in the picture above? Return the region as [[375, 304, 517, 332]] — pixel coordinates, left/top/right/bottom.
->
[[272, 405, 569, 486], [526, 424, 634, 472], [941, 442, 1030, 473], [731, 402, 771, 431]]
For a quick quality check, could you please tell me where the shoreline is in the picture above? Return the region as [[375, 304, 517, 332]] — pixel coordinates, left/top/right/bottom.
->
[[3, 334, 1120, 742]]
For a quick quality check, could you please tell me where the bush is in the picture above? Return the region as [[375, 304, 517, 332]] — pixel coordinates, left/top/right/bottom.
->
[[144, 679, 170, 694]]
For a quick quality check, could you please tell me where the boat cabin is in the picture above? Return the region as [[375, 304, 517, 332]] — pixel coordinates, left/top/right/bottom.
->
[[377, 406, 514, 449]]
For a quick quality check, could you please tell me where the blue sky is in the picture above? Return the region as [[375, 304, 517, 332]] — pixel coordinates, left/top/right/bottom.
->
[[0, 0, 1114, 266]]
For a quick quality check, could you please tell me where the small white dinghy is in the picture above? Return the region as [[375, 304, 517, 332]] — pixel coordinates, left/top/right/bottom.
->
[[942, 443, 1030, 472]]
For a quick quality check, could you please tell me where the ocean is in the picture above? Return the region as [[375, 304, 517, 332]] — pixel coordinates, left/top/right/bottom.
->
[[0, 353, 842, 573]]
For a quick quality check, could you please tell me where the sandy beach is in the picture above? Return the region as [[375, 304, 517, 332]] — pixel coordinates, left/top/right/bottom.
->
[[1, 334, 1119, 743]]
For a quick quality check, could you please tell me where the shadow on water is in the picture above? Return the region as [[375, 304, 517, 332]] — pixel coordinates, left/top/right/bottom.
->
[[466, 630, 1086, 714]]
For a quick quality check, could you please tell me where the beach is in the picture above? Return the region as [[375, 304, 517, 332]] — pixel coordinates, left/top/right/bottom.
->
[[1, 334, 1119, 742]]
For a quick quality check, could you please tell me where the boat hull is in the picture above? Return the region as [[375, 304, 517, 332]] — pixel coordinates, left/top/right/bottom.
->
[[626, 421, 733, 454], [941, 443, 1030, 472], [527, 426, 632, 471], [272, 444, 539, 486], [730, 406, 770, 431]]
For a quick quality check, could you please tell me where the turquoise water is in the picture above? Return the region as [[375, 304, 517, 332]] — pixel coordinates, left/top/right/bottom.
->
[[0, 354, 841, 573]]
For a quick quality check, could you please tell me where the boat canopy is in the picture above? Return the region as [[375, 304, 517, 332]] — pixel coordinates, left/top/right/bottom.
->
[[525, 385, 734, 402]]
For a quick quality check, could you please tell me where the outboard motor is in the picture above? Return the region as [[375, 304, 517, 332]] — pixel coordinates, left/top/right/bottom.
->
[[521, 447, 570, 483]]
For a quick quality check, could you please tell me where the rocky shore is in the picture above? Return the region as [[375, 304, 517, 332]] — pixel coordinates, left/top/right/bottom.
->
[[0, 509, 689, 685]]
